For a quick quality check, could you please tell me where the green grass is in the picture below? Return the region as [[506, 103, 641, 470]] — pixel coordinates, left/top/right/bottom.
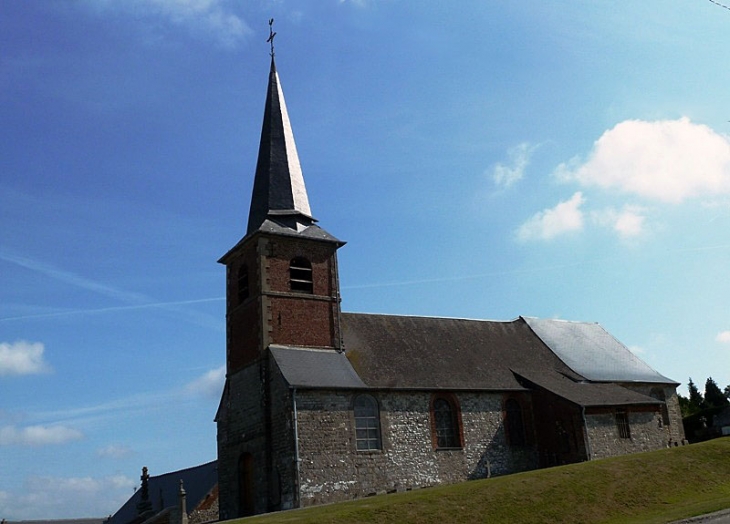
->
[[234, 438, 730, 524]]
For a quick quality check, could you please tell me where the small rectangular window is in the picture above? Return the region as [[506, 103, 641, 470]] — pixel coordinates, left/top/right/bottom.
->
[[615, 408, 631, 439]]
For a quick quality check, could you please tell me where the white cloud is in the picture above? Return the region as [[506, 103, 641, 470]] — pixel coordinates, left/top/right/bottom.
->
[[0, 425, 83, 446], [90, 0, 250, 48], [97, 444, 134, 459], [555, 118, 730, 203], [517, 192, 585, 241], [186, 366, 225, 398], [0, 475, 135, 520], [716, 331, 730, 344], [591, 205, 647, 238], [0, 341, 51, 376], [492, 142, 538, 189]]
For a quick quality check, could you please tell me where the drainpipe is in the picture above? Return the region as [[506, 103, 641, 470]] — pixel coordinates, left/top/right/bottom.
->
[[582, 406, 593, 461], [292, 388, 301, 508]]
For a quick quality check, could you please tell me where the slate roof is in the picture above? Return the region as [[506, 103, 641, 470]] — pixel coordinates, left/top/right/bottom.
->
[[247, 57, 313, 235], [270, 313, 666, 408], [106, 461, 217, 524], [270, 346, 367, 389], [523, 317, 677, 384], [219, 57, 342, 265], [341, 313, 575, 391], [514, 370, 663, 407]]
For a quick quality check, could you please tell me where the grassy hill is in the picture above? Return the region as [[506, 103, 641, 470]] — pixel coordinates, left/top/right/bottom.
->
[[236, 437, 730, 524]]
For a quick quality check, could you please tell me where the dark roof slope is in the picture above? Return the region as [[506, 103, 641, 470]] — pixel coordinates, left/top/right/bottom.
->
[[247, 57, 314, 235], [271, 346, 367, 389], [329, 313, 660, 407], [107, 461, 217, 524], [340, 313, 581, 391], [514, 370, 662, 407]]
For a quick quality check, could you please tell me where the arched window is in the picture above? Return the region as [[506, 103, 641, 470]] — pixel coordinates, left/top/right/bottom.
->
[[505, 398, 526, 447], [431, 395, 462, 449], [289, 257, 313, 294], [237, 264, 249, 303], [354, 394, 381, 451]]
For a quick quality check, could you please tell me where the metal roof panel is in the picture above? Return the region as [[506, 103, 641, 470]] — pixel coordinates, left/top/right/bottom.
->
[[523, 317, 676, 384]]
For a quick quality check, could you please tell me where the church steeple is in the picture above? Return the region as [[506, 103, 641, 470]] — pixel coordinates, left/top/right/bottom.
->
[[247, 56, 314, 234], [217, 35, 346, 517]]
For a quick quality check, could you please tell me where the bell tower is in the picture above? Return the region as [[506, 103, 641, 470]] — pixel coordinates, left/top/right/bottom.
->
[[218, 55, 344, 376], [217, 44, 345, 517]]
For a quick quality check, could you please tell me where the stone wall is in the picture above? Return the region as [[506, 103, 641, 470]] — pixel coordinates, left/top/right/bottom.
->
[[620, 383, 686, 444], [585, 406, 667, 459], [294, 389, 537, 507], [217, 356, 297, 520], [188, 486, 218, 524], [216, 362, 267, 520], [268, 361, 297, 511]]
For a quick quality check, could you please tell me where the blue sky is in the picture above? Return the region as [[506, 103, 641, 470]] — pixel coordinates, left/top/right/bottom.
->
[[2, 0, 730, 519]]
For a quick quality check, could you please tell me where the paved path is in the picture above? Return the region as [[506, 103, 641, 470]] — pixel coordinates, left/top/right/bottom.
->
[[672, 509, 730, 524]]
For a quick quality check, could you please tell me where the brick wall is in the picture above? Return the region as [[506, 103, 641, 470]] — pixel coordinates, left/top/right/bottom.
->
[[223, 233, 342, 374], [262, 237, 341, 350], [264, 239, 336, 297]]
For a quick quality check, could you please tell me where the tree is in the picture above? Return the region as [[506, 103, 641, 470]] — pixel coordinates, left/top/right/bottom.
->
[[688, 378, 705, 413], [704, 377, 729, 408], [724, 384, 730, 401]]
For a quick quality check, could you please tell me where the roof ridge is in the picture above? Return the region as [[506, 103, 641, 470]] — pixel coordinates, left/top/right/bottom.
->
[[343, 311, 521, 323], [521, 315, 599, 325], [147, 459, 217, 480]]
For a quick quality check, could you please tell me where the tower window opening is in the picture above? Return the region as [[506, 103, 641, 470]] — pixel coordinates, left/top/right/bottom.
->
[[289, 257, 313, 293], [237, 264, 249, 303]]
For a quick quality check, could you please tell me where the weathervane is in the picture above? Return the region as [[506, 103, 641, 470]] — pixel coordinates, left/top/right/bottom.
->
[[267, 18, 277, 58]]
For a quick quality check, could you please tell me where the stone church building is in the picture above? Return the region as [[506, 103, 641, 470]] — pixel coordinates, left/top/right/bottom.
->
[[215, 56, 685, 519]]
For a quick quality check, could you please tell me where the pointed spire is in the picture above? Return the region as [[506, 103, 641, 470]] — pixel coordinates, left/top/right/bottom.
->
[[246, 54, 314, 234]]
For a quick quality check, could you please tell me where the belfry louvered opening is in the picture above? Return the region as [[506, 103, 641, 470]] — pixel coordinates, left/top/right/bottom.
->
[[289, 257, 313, 293]]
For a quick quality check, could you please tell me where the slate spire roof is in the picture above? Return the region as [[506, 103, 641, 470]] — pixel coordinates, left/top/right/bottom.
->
[[247, 56, 314, 234], [219, 55, 342, 264]]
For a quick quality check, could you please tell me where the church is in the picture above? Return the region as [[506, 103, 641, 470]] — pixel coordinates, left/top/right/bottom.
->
[[214, 53, 686, 519]]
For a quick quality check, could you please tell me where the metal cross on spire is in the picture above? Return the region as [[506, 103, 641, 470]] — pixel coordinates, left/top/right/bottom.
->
[[267, 18, 277, 58]]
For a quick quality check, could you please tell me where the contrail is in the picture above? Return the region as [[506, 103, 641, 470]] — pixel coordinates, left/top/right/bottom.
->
[[0, 249, 224, 329], [0, 297, 224, 322], [0, 250, 149, 304]]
